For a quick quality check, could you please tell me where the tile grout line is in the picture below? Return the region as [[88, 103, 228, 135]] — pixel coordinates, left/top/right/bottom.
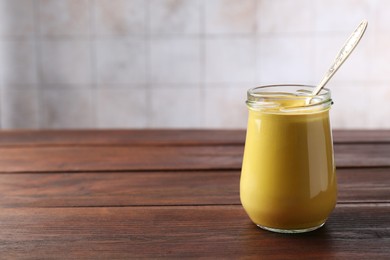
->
[[145, 0, 152, 128], [311, 0, 317, 86], [199, 0, 206, 127], [254, 0, 260, 85], [33, 0, 43, 129], [88, 0, 98, 128], [0, 35, 4, 128]]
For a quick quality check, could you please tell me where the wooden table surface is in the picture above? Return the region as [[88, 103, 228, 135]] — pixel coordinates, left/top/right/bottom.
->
[[0, 129, 389, 259]]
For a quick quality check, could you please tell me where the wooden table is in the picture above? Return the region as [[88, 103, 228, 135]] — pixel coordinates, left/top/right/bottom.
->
[[0, 130, 389, 259]]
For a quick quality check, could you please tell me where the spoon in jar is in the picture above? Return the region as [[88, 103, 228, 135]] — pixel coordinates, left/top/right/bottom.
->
[[311, 19, 368, 96]]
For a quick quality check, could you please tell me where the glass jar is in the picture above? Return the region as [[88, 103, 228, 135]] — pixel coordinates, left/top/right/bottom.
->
[[240, 84, 337, 233]]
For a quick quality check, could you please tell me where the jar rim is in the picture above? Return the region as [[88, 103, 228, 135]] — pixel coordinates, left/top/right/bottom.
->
[[246, 84, 332, 113]]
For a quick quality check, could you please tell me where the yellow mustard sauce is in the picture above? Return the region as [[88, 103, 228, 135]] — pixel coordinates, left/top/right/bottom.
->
[[241, 88, 337, 232]]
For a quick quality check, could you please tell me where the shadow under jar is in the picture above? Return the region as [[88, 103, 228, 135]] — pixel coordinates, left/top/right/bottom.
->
[[240, 85, 337, 233]]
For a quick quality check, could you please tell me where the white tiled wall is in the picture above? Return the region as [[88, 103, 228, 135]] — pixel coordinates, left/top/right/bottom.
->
[[0, 0, 388, 129]]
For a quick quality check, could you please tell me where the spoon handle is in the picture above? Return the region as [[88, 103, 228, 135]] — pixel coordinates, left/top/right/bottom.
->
[[312, 20, 368, 96]]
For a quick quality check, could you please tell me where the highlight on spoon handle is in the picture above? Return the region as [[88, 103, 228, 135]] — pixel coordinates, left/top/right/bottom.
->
[[312, 19, 368, 96]]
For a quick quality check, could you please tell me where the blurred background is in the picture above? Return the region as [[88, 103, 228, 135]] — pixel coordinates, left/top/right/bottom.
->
[[0, 0, 388, 129]]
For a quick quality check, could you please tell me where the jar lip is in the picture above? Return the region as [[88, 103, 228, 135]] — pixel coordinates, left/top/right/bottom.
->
[[248, 84, 331, 100], [246, 84, 332, 113]]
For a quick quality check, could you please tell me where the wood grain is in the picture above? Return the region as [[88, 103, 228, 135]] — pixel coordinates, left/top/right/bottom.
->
[[334, 143, 390, 167], [0, 168, 388, 208], [0, 143, 390, 173], [1, 130, 390, 147], [333, 129, 390, 143], [0, 130, 389, 259], [0, 145, 242, 173], [0, 205, 389, 259], [0, 129, 245, 147]]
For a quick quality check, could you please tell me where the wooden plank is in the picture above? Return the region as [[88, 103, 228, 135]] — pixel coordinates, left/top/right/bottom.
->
[[334, 143, 390, 167], [0, 171, 240, 208], [0, 205, 389, 259], [0, 130, 390, 147], [0, 145, 243, 173], [0, 129, 245, 147], [0, 168, 388, 208], [0, 143, 390, 173], [333, 129, 390, 143], [337, 168, 390, 203]]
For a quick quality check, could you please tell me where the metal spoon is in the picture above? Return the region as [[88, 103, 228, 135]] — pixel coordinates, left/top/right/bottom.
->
[[311, 20, 368, 96]]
